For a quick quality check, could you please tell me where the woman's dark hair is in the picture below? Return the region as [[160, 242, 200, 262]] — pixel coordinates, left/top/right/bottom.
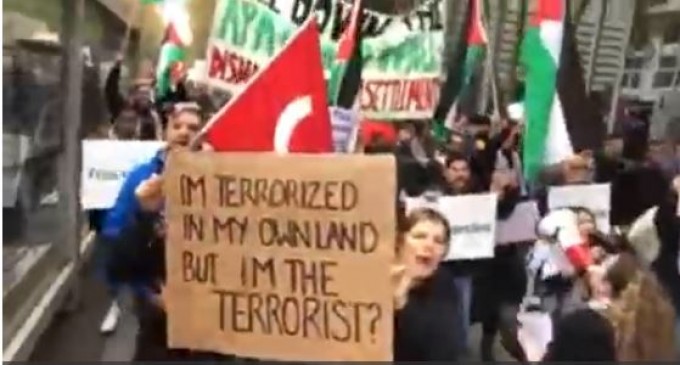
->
[[571, 206, 597, 224], [588, 231, 622, 255], [543, 309, 617, 362], [622, 117, 650, 161]]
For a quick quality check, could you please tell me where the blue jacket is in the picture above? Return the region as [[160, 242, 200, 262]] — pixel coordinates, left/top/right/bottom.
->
[[101, 150, 165, 300]]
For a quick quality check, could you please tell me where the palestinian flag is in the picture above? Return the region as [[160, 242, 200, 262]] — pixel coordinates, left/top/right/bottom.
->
[[457, 0, 488, 116], [154, 0, 193, 99], [520, 0, 604, 181], [328, 0, 364, 109], [432, 0, 487, 142]]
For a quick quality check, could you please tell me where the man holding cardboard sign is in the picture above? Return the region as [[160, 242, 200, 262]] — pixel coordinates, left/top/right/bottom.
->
[[99, 102, 211, 361], [163, 151, 396, 361]]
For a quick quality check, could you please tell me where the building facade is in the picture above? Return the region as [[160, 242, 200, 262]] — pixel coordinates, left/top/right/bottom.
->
[[621, 0, 680, 102], [3, 0, 132, 360], [482, 0, 636, 98]]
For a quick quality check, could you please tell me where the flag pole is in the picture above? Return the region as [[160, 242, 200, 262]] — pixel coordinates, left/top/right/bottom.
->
[[507, 0, 528, 102], [120, 1, 141, 57], [203, 0, 222, 114], [478, 0, 491, 115], [490, 0, 509, 120], [482, 0, 503, 119]]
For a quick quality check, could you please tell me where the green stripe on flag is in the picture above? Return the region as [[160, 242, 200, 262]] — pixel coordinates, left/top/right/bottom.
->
[[463, 45, 484, 86], [432, 0, 476, 143], [457, 44, 485, 115], [330, 0, 363, 109], [328, 60, 347, 105], [520, 26, 558, 182], [156, 43, 186, 98]]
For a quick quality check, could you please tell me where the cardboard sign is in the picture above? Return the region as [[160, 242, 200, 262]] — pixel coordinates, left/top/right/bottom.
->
[[164, 151, 396, 361], [80, 140, 164, 209], [330, 107, 359, 153], [548, 184, 611, 233], [496, 200, 539, 245], [206, 0, 444, 119], [405, 193, 498, 260]]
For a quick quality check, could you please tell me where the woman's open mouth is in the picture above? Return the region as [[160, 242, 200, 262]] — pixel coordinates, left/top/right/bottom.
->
[[170, 139, 190, 148], [415, 255, 434, 267]]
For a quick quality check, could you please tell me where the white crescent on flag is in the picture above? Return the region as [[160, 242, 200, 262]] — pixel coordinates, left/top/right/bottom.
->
[[274, 95, 312, 153]]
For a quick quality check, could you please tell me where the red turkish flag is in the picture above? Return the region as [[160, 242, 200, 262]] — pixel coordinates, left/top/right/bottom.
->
[[203, 17, 333, 153]]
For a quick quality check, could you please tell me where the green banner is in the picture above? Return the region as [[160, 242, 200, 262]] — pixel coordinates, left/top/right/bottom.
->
[[206, 0, 444, 120]]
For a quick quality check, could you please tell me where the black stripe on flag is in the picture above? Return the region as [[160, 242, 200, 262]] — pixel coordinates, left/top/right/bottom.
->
[[336, 1, 365, 109], [557, 11, 605, 152], [432, 0, 475, 122]]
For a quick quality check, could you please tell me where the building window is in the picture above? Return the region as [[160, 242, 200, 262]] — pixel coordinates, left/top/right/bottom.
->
[[653, 71, 675, 88], [653, 53, 678, 89], [625, 56, 644, 69], [659, 55, 678, 68], [622, 72, 641, 89], [623, 54, 644, 90], [662, 24, 680, 44]]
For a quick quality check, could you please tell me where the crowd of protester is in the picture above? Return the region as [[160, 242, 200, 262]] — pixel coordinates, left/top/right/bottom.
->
[[87, 59, 679, 362]]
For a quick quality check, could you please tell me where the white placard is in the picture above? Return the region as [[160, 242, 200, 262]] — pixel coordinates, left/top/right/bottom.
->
[[329, 107, 359, 153], [81, 140, 164, 209], [517, 310, 553, 362], [496, 200, 540, 245], [548, 183, 611, 233], [405, 193, 498, 261]]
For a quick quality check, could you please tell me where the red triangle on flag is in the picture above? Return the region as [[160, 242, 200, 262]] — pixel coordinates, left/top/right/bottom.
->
[[467, 0, 487, 45], [336, 0, 362, 61], [531, 0, 565, 25], [203, 16, 333, 153]]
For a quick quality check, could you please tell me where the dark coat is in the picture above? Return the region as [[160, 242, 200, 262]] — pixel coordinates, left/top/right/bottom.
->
[[652, 188, 680, 312], [610, 161, 669, 226], [394, 267, 461, 361]]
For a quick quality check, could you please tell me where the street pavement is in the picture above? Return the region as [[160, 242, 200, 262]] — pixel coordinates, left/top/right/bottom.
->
[[29, 259, 138, 362]]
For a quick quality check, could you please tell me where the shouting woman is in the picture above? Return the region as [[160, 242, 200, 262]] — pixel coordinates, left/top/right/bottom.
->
[[392, 207, 461, 361]]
